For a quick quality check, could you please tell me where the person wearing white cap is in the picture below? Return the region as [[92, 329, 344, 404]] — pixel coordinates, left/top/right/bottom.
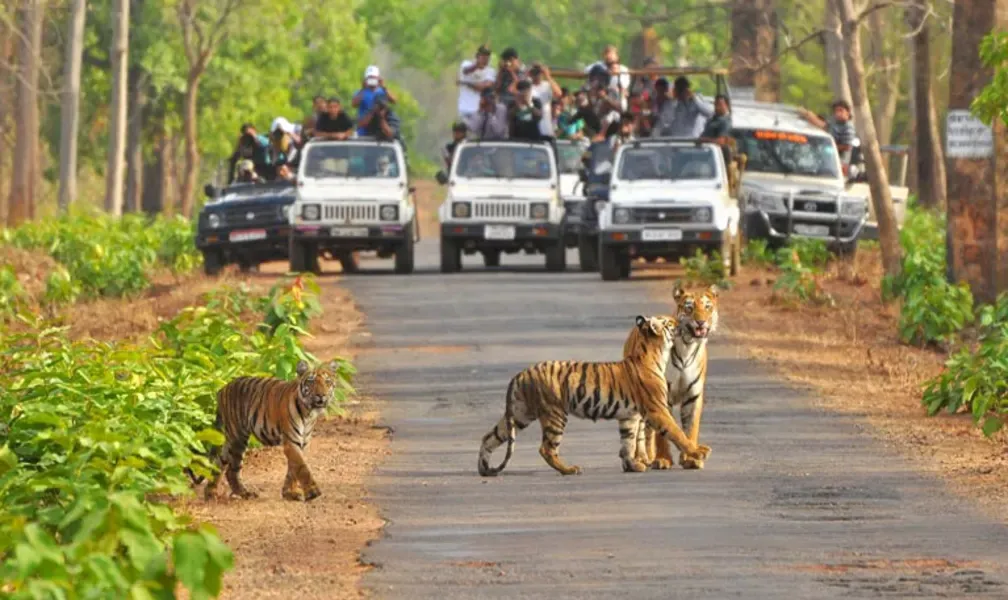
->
[[352, 65, 396, 137]]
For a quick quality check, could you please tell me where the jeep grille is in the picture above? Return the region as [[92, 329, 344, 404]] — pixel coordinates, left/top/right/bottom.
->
[[472, 201, 528, 221], [323, 202, 378, 223], [632, 206, 693, 224]]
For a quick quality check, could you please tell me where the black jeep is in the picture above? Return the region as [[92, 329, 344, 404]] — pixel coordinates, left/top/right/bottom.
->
[[195, 180, 297, 275], [574, 140, 615, 272]]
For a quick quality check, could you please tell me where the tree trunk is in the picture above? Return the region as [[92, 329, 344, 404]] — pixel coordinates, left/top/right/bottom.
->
[[126, 68, 147, 213], [729, 0, 779, 102], [104, 0, 130, 216], [835, 0, 902, 277], [630, 24, 660, 68], [905, 4, 947, 210], [0, 19, 13, 224], [58, 0, 87, 211], [945, 0, 1008, 303], [866, 9, 899, 147], [8, 0, 44, 227], [162, 131, 178, 216], [823, 0, 852, 104], [180, 73, 202, 218]]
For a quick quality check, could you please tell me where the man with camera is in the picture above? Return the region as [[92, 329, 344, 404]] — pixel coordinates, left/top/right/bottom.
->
[[352, 65, 397, 137], [464, 88, 509, 140], [357, 96, 402, 143], [227, 123, 271, 184]]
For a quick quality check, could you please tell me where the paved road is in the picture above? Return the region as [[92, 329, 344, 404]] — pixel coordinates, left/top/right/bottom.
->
[[346, 242, 1008, 599]]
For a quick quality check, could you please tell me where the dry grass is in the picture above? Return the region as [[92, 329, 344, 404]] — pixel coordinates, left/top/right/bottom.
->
[[413, 179, 445, 240], [643, 247, 1008, 522]]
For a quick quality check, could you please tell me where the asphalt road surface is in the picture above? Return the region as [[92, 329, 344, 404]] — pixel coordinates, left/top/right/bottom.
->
[[346, 242, 1008, 599]]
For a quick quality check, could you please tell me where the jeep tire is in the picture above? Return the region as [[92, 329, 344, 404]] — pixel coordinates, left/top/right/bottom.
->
[[440, 237, 461, 273], [577, 233, 599, 272], [203, 250, 223, 276], [394, 222, 415, 274], [337, 251, 357, 274], [482, 249, 501, 268], [600, 242, 625, 281], [545, 238, 566, 272], [289, 240, 308, 273]]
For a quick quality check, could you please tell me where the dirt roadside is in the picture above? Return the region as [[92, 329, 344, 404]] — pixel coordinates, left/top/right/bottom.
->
[[642, 249, 1008, 522]]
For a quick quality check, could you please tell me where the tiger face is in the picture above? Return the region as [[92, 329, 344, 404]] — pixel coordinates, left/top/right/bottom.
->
[[634, 314, 679, 352], [296, 360, 338, 410], [672, 284, 719, 340]]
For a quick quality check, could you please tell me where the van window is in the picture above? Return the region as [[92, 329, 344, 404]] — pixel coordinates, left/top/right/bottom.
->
[[733, 129, 840, 178]]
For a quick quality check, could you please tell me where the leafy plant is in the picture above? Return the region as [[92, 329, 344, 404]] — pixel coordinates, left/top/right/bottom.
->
[[882, 208, 974, 346], [972, 31, 1008, 128], [778, 238, 830, 270], [0, 264, 26, 319], [43, 266, 81, 306], [679, 249, 731, 289], [259, 274, 324, 335], [773, 248, 834, 306], [741, 239, 774, 267], [922, 293, 1008, 437]]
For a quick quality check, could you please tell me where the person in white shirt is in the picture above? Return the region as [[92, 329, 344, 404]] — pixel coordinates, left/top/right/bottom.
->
[[528, 63, 562, 139], [583, 44, 631, 111], [457, 45, 496, 120]]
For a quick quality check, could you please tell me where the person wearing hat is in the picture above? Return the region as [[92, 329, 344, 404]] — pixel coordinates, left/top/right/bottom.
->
[[443, 121, 468, 169], [458, 45, 497, 120], [314, 97, 355, 141], [227, 123, 271, 184], [464, 88, 509, 140], [353, 65, 396, 136], [509, 79, 544, 141]]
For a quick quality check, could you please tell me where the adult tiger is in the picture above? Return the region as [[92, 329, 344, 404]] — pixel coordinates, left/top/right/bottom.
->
[[477, 315, 711, 477], [627, 284, 719, 470], [189, 359, 339, 501]]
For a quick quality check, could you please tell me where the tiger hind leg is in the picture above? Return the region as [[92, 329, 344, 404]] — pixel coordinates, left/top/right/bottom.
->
[[283, 442, 321, 501], [223, 434, 258, 499], [619, 415, 648, 472], [539, 413, 581, 475]]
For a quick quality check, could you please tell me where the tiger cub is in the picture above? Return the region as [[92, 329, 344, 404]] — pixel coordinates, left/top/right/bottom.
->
[[191, 360, 339, 501], [627, 284, 719, 470], [477, 315, 712, 477]]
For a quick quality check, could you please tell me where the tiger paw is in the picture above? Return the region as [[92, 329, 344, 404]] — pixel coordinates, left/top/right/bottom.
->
[[679, 445, 712, 469], [622, 459, 648, 473], [561, 465, 583, 476], [651, 457, 674, 470], [282, 488, 305, 502], [303, 486, 323, 501]]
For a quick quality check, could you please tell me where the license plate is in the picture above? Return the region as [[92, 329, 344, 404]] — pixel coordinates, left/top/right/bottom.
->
[[641, 229, 682, 241], [794, 224, 830, 237], [331, 227, 368, 237], [229, 229, 267, 243], [484, 225, 516, 240]]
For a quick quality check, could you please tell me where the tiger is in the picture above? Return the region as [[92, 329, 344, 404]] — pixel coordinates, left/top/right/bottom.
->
[[626, 284, 719, 471], [477, 315, 712, 477], [188, 359, 339, 502]]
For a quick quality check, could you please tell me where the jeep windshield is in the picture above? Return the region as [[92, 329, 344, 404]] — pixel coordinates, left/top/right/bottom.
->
[[734, 129, 840, 178], [616, 146, 718, 181], [556, 141, 587, 174], [454, 145, 553, 180], [301, 144, 401, 179]]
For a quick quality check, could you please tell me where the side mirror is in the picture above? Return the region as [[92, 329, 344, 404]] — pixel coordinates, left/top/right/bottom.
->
[[435, 170, 449, 185], [203, 183, 216, 199]]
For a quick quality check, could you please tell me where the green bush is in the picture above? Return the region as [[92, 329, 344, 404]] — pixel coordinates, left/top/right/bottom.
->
[[922, 293, 1008, 437], [1, 264, 26, 319], [773, 248, 834, 306], [777, 238, 829, 270], [741, 239, 774, 267], [2, 211, 202, 300], [0, 277, 353, 598], [882, 208, 974, 346], [679, 249, 731, 289]]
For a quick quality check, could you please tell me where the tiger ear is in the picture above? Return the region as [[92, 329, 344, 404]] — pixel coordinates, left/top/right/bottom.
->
[[635, 315, 647, 329], [672, 281, 685, 302], [707, 284, 720, 298], [296, 360, 310, 376]]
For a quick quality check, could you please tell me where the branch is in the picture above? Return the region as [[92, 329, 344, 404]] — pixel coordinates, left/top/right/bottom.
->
[[177, 1, 198, 66], [734, 28, 827, 73]]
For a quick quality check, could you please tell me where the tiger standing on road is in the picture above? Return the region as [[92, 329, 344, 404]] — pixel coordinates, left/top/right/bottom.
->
[[190, 360, 339, 502], [627, 284, 719, 470], [477, 315, 712, 477]]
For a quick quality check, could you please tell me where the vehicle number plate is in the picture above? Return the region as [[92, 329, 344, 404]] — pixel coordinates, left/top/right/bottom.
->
[[484, 225, 516, 240], [229, 229, 267, 243], [794, 224, 830, 237], [331, 227, 368, 237], [641, 229, 682, 241]]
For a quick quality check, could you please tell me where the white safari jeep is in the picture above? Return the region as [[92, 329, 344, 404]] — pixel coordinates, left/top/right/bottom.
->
[[436, 140, 565, 272], [290, 138, 417, 274], [597, 138, 741, 281], [731, 101, 871, 254]]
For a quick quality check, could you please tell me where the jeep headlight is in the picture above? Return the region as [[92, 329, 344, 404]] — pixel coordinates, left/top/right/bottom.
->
[[380, 204, 399, 221], [302, 204, 320, 220], [279, 205, 292, 220], [613, 207, 630, 225], [452, 201, 471, 218], [207, 213, 222, 229], [530, 202, 548, 220], [692, 207, 712, 223], [840, 197, 868, 218], [750, 193, 785, 213]]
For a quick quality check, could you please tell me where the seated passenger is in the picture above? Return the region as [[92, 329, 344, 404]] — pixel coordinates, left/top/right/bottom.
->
[[443, 121, 468, 169], [275, 163, 294, 181], [268, 128, 299, 177], [301, 95, 327, 140], [314, 97, 355, 141], [464, 89, 509, 140], [353, 65, 397, 137], [235, 159, 262, 183], [375, 153, 398, 177], [462, 153, 495, 177], [228, 124, 271, 184]]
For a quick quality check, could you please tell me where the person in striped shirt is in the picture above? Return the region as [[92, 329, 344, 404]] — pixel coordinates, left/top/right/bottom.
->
[[798, 100, 857, 163]]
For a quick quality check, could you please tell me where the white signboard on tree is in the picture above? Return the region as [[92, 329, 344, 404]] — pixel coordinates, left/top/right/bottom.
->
[[945, 110, 994, 159]]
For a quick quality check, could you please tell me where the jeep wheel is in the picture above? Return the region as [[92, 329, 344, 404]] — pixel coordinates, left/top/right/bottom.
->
[[203, 250, 223, 276], [338, 251, 358, 274], [440, 238, 461, 273], [577, 234, 599, 272], [482, 249, 501, 268], [545, 238, 566, 272], [288, 240, 308, 273], [618, 255, 631, 279], [600, 243, 623, 281], [394, 223, 415, 274]]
